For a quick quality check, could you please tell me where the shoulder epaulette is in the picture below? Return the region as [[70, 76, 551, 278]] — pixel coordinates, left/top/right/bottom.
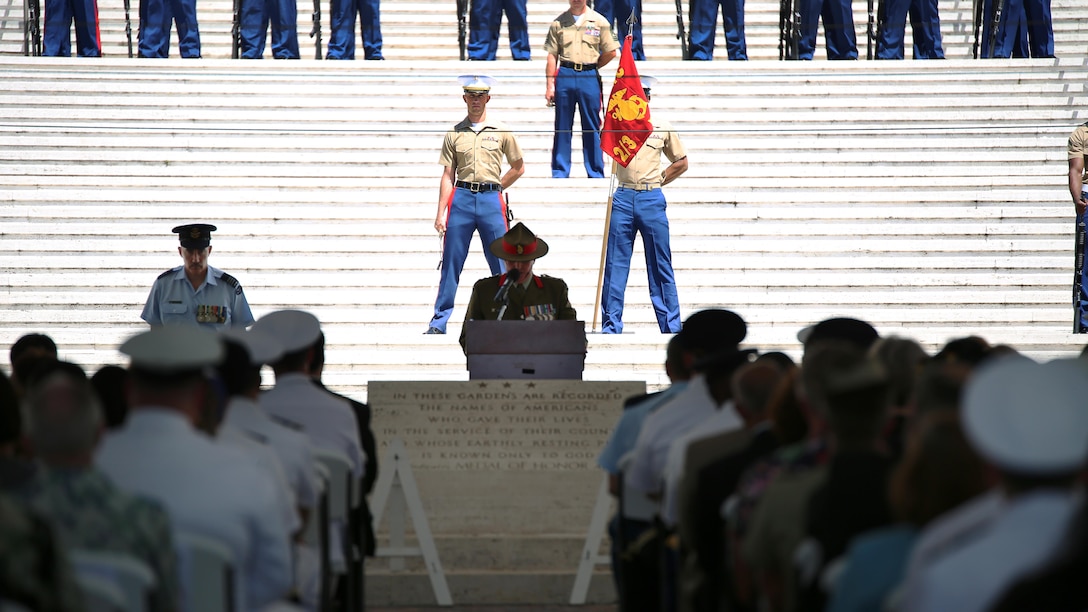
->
[[269, 414, 304, 431], [219, 273, 240, 289], [156, 269, 174, 280]]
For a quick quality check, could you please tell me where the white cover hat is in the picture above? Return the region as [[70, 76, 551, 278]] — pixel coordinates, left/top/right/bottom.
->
[[219, 327, 284, 366], [251, 310, 321, 354], [963, 356, 1088, 475], [121, 326, 223, 372]]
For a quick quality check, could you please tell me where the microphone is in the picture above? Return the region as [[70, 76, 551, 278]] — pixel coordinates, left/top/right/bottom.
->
[[494, 268, 521, 303]]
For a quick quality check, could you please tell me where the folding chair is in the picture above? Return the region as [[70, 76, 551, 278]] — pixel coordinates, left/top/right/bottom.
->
[[311, 448, 359, 611], [74, 573, 127, 612], [175, 531, 236, 612], [68, 549, 156, 612]]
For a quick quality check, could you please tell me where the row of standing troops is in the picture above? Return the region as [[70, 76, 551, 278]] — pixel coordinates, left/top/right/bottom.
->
[[40, 0, 382, 58]]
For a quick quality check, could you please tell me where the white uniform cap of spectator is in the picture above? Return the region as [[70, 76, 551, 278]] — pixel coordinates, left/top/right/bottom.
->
[[219, 327, 285, 366], [640, 75, 658, 91], [251, 310, 321, 354], [120, 326, 223, 372], [458, 74, 497, 92], [963, 356, 1088, 475]]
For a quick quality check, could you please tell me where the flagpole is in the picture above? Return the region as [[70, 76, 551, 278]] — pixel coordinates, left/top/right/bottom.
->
[[592, 162, 619, 333]]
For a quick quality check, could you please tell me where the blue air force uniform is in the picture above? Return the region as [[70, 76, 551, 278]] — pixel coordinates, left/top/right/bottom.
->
[[142, 266, 254, 330], [544, 7, 620, 179], [326, 0, 383, 59], [238, 0, 299, 58], [42, 0, 102, 57], [467, 0, 530, 60]]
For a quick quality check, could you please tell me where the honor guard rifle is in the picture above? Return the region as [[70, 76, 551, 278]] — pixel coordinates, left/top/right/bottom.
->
[[231, 0, 242, 58], [778, 0, 799, 59], [867, 0, 885, 60], [310, 0, 322, 59], [674, 0, 688, 59], [865, 0, 874, 59], [457, 0, 469, 60], [986, 0, 1005, 58], [971, 0, 983, 57], [24, 0, 42, 56], [1075, 217, 1086, 333], [123, 0, 134, 57]]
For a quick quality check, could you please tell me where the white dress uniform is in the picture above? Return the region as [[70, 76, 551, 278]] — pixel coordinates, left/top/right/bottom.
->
[[97, 409, 293, 611], [218, 423, 302, 534], [223, 396, 320, 513], [623, 374, 718, 496], [660, 399, 743, 527], [909, 490, 1081, 612], [141, 265, 255, 330], [259, 372, 366, 477]]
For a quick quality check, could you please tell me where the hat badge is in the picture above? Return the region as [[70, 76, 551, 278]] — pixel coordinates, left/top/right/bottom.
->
[[516, 245, 524, 255], [189, 228, 202, 239]]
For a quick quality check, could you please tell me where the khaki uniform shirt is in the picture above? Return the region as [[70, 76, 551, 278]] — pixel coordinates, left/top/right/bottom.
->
[[544, 9, 619, 65], [616, 119, 687, 186], [440, 117, 523, 184], [1069, 122, 1088, 185]]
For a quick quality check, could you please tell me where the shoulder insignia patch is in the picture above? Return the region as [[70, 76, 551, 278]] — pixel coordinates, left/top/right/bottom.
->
[[156, 269, 174, 280], [220, 273, 243, 296]]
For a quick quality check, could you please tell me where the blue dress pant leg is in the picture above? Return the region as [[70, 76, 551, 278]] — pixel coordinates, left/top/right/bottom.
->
[[138, 0, 172, 56], [359, 0, 382, 58], [505, 0, 530, 59], [238, 0, 268, 58], [687, 0, 718, 60], [875, 0, 909, 58], [171, 0, 200, 56], [909, 0, 944, 57], [721, 0, 747, 59], [467, 0, 497, 59], [822, 0, 857, 59], [72, 0, 102, 56], [43, 0, 74, 56], [574, 71, 606, 178], [594, 0, 614, 29], [1022, 0, 1052, 57], [270, 0, 299, 58], [552, 65, 578, 178], [601, 188, 638, 334], [982, 0, 1026, 57], [431, 190, 508, 331], [326, 0, 356, 58], [797, 0, 822, 59], [634, 190, 681, 332]]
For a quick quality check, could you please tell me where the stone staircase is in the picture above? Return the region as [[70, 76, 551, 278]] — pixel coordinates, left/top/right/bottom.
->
[[2, 43, 1088, 607]]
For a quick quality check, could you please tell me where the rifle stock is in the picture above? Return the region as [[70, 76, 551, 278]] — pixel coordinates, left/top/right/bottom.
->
[[971, 0, 983, 58], [1076, 218, 1086, 333], [231, 0, 241, 58], [457, 0, 468, 60], [25, 0, 41, 56], [123, 0, 133, 57], [310, 0, 322, 59], [986, 0, 1005, 58], [865, 0, 874, 59], [674, 0, 687, 59]]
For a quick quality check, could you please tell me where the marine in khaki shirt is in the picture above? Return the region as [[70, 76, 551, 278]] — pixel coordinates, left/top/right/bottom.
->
[[427, 75, 526, 335], [602, 77, 690, 335], [543, 0, 619, 178]]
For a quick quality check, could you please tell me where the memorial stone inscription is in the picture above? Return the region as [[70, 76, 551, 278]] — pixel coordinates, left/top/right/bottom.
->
[[369, 380, 644, 534]]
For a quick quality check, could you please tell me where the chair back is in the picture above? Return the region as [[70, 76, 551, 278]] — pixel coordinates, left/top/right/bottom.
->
[[312, 448, 356, 523], [68, 549, 156, 612], [175, 531, 236, 612], [74, 573, 127, 612]]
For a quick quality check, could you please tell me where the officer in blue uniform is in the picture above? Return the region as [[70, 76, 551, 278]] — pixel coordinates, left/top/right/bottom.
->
[[426, 76, 525, 335], [688, 0, 748, 60], [137, 0, 201, 58], [602, 77, 688, 334], [467, 0, 530, 60], [326, 0, 383, 59], [875, 0, 944, 59], [141, 224, 255, 330], [544, 0, 620, 179], [797, 0, 857, 60], [42, 0, 101, 56], [238, 0, 299, 58], [980, 0, 1048, 58], [589, 0, 645, 60]]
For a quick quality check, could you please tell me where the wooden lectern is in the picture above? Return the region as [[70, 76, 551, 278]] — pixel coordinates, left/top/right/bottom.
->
[[464, 320, 587, 380]]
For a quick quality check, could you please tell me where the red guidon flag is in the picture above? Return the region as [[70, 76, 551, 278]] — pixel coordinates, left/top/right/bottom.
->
[[600, 36, 652, 168]]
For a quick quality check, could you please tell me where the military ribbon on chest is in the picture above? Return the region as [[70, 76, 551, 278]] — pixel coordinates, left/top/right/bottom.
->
[[523, 303, 558, 320], [197, 304, 227, 324]]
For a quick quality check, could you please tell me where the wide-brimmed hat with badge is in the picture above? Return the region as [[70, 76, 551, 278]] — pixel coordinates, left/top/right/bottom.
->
[[172, 223, 217, 249], [458, 74, 497, 94], [489, 222, 549, 262]]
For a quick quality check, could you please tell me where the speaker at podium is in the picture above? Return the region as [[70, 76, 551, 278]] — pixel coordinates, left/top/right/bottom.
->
[[463, 320, 587, 379]]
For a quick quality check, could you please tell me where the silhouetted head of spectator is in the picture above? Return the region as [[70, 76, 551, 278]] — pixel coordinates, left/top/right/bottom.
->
[[933, 335, 991, 367], [823, 357, 891, 451], [730, 361, 786, 425], [869, 336, 929, 409], [90, 366, 130, 429], [217, 328, 283, 400], [701, 348, 759, 406], [675, 308, 747, 368], [799, 340, 869, 433], [664, 335, 693, 383], [758, 351, 797, 373], [799, 317, 879, 354], [9, 333, 59, 396], [889, 412, 990, 527], [963, 356, 1088, 494], [21, 366, 102, 465], [911, 359, 970, 420], [766, 369, 808, 446]]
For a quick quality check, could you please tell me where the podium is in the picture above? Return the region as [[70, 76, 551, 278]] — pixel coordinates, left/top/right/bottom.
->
[[464, 320, 587, 380]]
